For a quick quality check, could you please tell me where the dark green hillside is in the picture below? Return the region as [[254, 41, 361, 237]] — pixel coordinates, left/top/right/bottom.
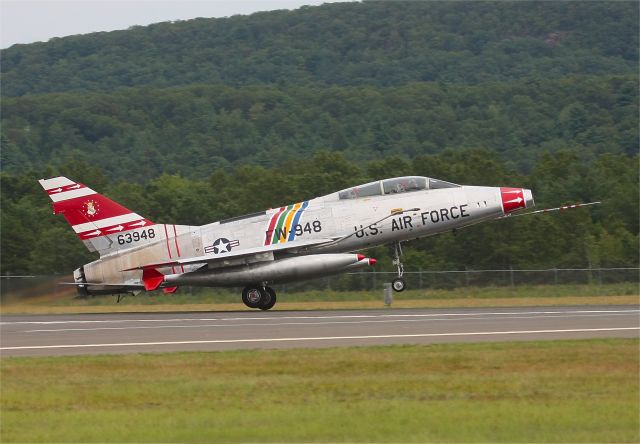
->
[[0, 1, 638, 275], [2, 1, 637, 96], [2, 76, 637, 178]]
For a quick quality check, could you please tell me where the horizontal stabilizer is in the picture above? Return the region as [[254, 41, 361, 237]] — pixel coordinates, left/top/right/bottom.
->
[[59, 282, 144, 289]]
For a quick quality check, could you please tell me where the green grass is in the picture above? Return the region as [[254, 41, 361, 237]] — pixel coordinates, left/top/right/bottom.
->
[[9, 282, 640, 307], [1, 339, 638, 442], [2, 281, 637, 315]]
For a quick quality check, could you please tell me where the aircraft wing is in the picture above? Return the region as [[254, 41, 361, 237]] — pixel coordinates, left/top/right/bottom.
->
[[123, 237, 336, 271], [60, 282, 144, 289]]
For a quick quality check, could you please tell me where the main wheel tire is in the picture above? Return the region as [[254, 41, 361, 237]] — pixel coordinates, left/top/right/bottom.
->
[[259, 286, 277, 311], [392, 277, 406, 292], [242, 286, 263, 309]]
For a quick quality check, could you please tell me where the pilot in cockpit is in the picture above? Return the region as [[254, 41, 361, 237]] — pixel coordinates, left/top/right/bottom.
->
[[393, 182, 405, 193]]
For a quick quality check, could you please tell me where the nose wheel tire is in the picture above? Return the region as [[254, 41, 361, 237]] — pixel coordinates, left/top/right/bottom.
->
[[392, 277, 406, 292], [242, 285, 277, 310]]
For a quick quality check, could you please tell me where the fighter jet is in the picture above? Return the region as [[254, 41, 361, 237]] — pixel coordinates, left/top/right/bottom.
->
[[40, 175, 535, 310]]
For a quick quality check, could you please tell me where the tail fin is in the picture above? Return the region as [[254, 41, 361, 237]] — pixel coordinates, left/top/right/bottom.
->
[[39, 176, 155, 255]]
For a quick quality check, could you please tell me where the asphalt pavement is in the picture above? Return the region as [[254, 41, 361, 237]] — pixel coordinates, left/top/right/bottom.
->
[[1, 305, 638, 357]]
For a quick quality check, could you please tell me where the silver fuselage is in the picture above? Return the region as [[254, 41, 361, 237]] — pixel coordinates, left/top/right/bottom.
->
[[79, 184, 529, 289]]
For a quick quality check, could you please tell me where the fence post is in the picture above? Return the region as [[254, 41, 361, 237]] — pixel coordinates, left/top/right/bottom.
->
[[383, 283, 393, 306], [465, 267, 470, 287], [509, 266, 515, 287], [419, 268, 423, 289], [554, 268, 558, 285]]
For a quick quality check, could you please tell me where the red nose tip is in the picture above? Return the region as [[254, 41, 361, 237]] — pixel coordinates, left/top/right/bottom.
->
[[369, 258, 377, 265], [500, 187, 528, 214], [357, 254, 365, 261]]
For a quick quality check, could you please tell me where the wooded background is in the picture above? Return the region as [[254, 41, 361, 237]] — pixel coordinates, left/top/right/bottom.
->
[[1, 1, 637, 274]]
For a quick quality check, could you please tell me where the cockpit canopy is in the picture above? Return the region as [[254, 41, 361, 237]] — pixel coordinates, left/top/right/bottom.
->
[[337, 176, 459, 200]]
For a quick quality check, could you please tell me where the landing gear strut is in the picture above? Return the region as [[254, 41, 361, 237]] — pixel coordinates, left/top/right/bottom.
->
[[242, 285, 277, 310], [391, 241, 406, 292]]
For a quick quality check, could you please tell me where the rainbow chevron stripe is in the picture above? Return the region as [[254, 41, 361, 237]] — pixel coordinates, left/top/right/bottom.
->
[[264, 201, 309, 245]]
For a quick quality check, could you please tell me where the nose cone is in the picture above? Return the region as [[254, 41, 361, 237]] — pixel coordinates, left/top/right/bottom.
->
[[500, 187, 534, 214], [523, 188, 535, 208]]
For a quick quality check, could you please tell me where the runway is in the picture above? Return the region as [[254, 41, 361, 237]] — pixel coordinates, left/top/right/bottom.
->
[[1, 305, 638, 357]]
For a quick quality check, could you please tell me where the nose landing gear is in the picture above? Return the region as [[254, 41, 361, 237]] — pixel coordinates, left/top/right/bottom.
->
[[242, 285, 277, 310], [391, 241, 406, 292]]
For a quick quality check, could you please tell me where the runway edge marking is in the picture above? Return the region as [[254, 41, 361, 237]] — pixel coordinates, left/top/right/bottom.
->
[[2, 309, 638, 325], [21, 312, 639, 333], [1, 327, 638, 351]]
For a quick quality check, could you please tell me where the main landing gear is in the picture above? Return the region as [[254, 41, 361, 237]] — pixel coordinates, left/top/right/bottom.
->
[[391, 241, 406, 292], [242, 285, 277, 310]]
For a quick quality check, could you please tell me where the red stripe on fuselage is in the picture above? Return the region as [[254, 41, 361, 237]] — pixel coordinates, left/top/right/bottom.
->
[[172, 224, 184, 273], [163, 224, 176, 274], [264, 206, 286, 245]]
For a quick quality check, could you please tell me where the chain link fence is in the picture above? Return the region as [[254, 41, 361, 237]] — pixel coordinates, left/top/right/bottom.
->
[[2, 267, 638, 304], [277, 267, 640, 293]]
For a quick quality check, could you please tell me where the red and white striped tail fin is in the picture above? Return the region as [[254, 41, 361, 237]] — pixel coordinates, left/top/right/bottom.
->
[[39, 176, 155, 255]]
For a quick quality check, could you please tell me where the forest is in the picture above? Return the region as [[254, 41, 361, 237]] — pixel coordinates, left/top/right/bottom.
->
[[1, 150, 637, 275], [1, 2, 637, 95], [2, 76, 637, 178], [0, 1, 637, 275]]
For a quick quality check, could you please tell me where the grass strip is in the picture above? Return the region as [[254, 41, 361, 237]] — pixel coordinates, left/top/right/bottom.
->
[[1, 282, 638, 315], [1, 338, 638, 442], [1, 295, 637, 315]]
